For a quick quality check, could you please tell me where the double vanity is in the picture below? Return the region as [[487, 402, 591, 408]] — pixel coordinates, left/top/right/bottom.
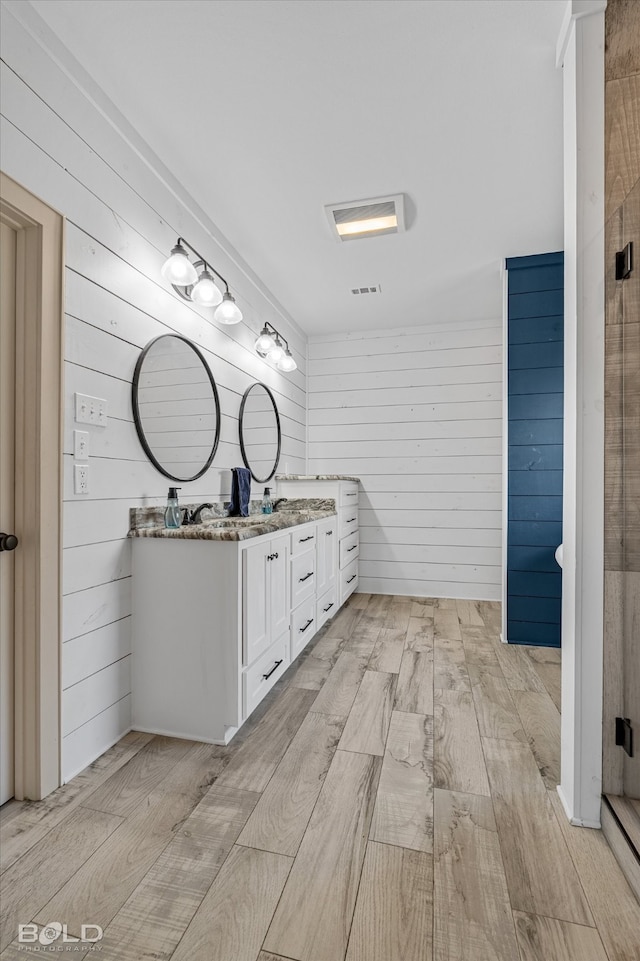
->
[[129, 477, 359, 744]]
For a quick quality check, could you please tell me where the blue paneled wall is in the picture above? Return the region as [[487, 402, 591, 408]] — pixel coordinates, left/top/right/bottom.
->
[[506, 252, 563, 647]]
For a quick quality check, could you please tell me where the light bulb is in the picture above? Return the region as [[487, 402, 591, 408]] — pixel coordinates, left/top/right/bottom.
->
[[191, 268, 223, 307], [267, 336, 285, 364], [161, 243, 198, 286], [277, 348, 297, 372], [214, 291, 243, 325], [255, 326, 275, 355]]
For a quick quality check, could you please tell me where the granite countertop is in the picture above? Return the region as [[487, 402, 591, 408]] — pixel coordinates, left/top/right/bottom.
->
[[128, 498, 336, 542], [275, 474, 360, 482]]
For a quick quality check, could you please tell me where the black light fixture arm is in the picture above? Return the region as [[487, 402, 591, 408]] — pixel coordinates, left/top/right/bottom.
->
[[261, 320, 290, 353], [175, 236, 231, 291]]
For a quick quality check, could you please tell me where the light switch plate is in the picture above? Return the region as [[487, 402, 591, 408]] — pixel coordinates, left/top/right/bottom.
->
[[75, 393, 108, 426], [73, 430, 90, 459]]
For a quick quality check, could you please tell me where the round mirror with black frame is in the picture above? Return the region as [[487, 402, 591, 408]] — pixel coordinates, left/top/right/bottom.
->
[[239, 382, 281, 483], [132, 334, 220, 482]]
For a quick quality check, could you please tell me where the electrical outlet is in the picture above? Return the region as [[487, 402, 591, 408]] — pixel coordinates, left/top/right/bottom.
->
[[74, 463, 89, 494], [73, 430, 90, 459], [75, 393, 108, 427]]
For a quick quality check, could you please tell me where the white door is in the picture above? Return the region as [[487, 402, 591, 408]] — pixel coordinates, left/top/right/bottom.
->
[[0, 220, 17, 805], [243, 540, 271, 665], [269, 536, 290, 640], [317, 518, 337, 596]]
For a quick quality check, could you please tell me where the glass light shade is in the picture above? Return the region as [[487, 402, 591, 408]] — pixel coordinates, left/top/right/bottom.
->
[[277, 348, 297, 372], [267, 337, 285, 364], [214, 292, 243, 325], [191, 269, 223, 307], [255, 327, 275, 355], [161, 244, 198, 286]]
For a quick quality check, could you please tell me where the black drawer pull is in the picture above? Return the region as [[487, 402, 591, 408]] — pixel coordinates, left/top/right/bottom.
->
[[346, 492, 357, 496], [262, 659, 283, 680], [299, 571, 313, 582], [326, 530, 333, 536], [347, 574, 356, 584], [323, 602, 334, 613], [299, 618, 314, 633], [273, 552, 278, 559], [347, 545, 357, 552], [346, 517, 356, 523], [267, 554, 273, 561], [299, 535, 314, 543]]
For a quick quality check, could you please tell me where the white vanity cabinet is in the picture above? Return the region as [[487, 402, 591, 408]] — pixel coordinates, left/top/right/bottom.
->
[[289, 525, 318, 659], [242, 532, 290, 665], [131, 513, 337, 747], [316, 516, 338, 630], [276, 476, 360, 607]]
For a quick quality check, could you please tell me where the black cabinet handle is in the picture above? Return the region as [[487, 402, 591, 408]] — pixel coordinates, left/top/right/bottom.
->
[[326, 530, 333, 536], [299, 535, 314, 543], [0, 532, 18, 552], [347, 574, 356, 584], [299, 618, 314, 633], [299, 571, 313, 582], [273, 552, 278, 559], [262, 659, 283, 680], [346, 518, 356, 523], [346, 492, 357, 496], [323, 602, 334, 613], [347, 545, 357, 552]]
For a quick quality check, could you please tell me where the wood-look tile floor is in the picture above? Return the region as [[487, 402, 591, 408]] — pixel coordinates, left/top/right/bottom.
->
[[2, 594, 640, 960]]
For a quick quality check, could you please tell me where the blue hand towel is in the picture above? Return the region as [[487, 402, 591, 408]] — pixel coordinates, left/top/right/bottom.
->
[[229, 467, 252, 516]]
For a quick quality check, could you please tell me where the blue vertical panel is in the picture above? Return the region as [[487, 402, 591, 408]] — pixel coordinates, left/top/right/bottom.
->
[[506, 252, 563, 648]]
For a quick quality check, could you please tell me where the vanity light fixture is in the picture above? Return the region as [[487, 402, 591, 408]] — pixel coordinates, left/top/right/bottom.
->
[[161, 237, 243, 325], [254, 322, 297, 372]]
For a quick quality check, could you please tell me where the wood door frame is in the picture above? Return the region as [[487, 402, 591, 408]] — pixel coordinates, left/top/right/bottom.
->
[[0, 172, 64, 801]]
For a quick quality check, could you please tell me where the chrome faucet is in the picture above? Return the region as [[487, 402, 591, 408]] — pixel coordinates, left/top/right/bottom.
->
[[182, 503, 214, 525]]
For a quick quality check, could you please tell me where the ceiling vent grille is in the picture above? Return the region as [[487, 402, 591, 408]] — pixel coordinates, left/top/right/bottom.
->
[[351, 285, 381, 295], [325, 194, 405, 242]]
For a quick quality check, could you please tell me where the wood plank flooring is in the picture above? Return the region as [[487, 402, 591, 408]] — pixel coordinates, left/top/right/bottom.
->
[[2, 593, 639, 961]]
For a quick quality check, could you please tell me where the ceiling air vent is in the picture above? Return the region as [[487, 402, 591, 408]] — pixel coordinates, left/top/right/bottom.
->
[[351, 285, 381, 295], [325, 194, 405, 242]]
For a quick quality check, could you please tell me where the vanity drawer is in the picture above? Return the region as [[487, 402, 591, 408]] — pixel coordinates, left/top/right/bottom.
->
[[291, 599, 317, 659], [340, 558, 359, 604], [339, 482, 359, 507], [291, 548, 316, 607], [317, 584, 337, 630], [339, 507, 358, 539], [339, 531, 359, 568], [290, 525, 317, 557], [243, 632, 290, 718]]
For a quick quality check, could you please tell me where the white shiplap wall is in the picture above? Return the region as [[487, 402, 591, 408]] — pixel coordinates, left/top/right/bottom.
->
[[1, 9, 306, 781], [308, 322, 503, 600]]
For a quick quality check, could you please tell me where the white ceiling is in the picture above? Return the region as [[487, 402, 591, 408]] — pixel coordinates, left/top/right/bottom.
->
[[30, 0, 566, 336]]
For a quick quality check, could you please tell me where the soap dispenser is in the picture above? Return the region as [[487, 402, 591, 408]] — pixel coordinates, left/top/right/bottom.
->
[[262, 487, 273, 515], [164, 487, 182, 529]]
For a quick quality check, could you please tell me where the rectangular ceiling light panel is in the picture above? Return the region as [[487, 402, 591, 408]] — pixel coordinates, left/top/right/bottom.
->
[[325, 194, 405, 242]]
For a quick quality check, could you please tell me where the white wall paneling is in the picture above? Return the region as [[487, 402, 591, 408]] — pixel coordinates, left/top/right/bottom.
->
[[1, 9, 307, 780], [62, 697, 132, 784], [308, 321, 502, 600]]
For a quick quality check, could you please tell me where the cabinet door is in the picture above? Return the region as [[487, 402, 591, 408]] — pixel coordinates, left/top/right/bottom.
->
[[316, 518, 337, 596], [269, 536, 290, 641], [243, 540, 271, 665]]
